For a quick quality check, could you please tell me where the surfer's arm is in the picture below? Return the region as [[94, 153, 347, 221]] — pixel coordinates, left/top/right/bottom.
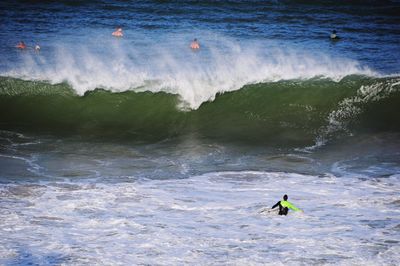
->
[[271, 201, 281, 209], [286, 201, 302, 212]]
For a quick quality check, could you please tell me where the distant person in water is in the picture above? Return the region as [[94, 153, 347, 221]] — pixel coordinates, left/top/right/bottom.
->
[[35, 44, 40, 52], [16, 41, 26, 49], [272, 194, 303, 215], [112, 27, 123, 37], [190, 38, 200, 50], [330, 30, 340, 40]]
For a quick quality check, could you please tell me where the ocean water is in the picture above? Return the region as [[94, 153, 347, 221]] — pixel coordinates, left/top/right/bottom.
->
[[1, 1, 400, 265]]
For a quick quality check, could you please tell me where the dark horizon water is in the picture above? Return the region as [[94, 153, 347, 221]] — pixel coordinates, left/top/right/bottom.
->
[[1, 0, 400, 73], [1, 1, 400, 265]]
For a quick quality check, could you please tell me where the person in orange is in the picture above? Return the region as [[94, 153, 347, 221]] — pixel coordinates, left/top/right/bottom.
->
[[112, 27, 123, 37], [16, 41, 26, 49], [190, 38, 200, 50]]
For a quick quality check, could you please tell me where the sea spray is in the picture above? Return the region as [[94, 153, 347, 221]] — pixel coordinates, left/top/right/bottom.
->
[[2, 34, 375, 109]]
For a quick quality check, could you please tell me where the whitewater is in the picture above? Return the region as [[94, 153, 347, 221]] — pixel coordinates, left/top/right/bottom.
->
[[1, 1, 400, 265], [1, 131, 400, 265], [2, 34, 377, 109]]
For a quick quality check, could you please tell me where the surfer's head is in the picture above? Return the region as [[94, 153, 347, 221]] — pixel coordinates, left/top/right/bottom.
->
[[283, 194, 288, 201], [332, 30, 337, 34]]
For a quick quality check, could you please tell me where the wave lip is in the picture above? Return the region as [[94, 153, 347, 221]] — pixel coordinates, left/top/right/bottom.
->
[[2, 37, 377, 109]]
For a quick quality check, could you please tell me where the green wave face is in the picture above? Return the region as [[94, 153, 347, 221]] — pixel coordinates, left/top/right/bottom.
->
[[0, 76, 399, 146]]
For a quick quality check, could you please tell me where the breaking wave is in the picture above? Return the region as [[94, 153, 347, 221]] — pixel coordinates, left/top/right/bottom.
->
[[1, 75, 399, 147]]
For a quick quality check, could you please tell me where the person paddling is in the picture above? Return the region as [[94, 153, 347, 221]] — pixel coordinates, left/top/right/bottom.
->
[[272, 194, 303, 215], [190, 38, 200, 50], [112, 27, 123, 37], [16, 41, 26, 49], [330, 30, 340, 40]]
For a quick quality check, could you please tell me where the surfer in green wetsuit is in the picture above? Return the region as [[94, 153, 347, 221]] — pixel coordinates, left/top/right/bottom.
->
[[272, 194, 303, 215]]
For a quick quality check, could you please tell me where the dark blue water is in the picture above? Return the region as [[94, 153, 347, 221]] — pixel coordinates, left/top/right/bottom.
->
[[1, 0, 399, 73]]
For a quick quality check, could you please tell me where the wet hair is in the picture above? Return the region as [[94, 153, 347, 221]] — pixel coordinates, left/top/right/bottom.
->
[[332, 30, 337, 34], [283, 194, 288, 200]]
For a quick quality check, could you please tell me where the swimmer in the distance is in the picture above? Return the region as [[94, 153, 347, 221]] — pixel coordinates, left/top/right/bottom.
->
[[330, 30, 340, 40], [16, 41, 26, 49], [35, 44, 40, 52], [112, 27, 123, 37], [190, 38, 200, 50]]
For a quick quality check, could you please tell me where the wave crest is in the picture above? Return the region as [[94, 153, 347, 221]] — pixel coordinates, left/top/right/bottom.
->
[[2, 35, 376, 109]]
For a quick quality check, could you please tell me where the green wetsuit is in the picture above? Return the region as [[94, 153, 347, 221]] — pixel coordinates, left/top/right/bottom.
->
[[272, 200, 301, 215]]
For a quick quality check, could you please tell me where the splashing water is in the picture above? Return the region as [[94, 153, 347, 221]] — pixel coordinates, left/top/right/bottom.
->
[[3, 34, 376, 109]]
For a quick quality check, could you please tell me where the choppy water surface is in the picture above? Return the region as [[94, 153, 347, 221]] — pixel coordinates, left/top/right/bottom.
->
[[1, 172, 400, 265], [1, 131, 400, 265], [1, 0, 400, 265]]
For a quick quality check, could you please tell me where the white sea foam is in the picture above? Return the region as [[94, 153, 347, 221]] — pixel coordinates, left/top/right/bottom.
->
[[0, 171, 399, 265], [309, 77, 400, 149], [2, 33, 376, 109], [0, 131, 399, 264]]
